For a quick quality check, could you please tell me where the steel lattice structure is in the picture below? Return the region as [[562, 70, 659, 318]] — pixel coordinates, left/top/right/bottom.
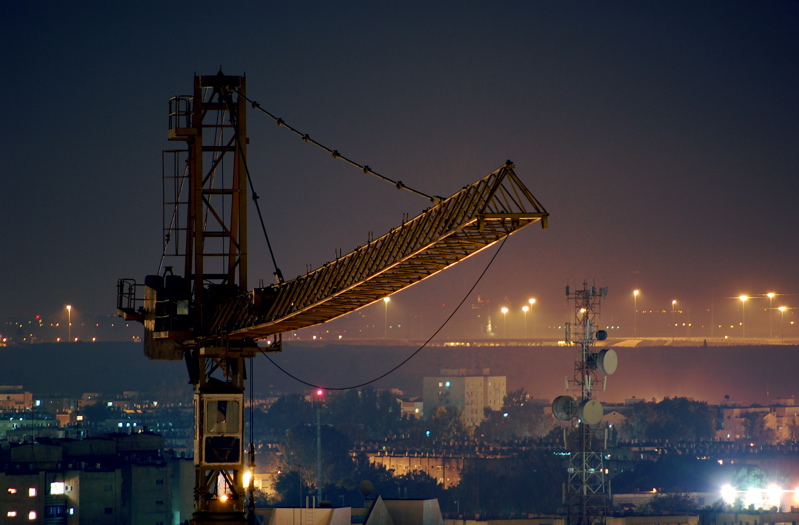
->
[[213, 164, 548, 338], [563, 283, 610, 525], [117, 72, 548, 525]]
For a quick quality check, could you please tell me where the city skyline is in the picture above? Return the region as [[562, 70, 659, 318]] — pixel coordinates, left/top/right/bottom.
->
[[4, 284, 796, 345]]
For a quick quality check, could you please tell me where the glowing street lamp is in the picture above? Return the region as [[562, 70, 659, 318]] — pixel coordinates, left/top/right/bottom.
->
[[671, 300, 676, 342], [66, 305, 72, 343], [383, 297, 390, 339], [633, 290, 640, 338], [739, 295, 748, 338], [779, 306, 787, 344], [767, 293, 775, 338], [501, 307, 509, 338], [528, 298, 536, 337], [522, 305, 529, 338]]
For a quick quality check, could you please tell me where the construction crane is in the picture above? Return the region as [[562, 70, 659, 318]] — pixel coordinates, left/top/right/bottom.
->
[[116, 72, 548, 525]]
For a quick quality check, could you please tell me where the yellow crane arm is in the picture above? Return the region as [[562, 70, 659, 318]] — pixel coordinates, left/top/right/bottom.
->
[[211, 162, 547, 339]]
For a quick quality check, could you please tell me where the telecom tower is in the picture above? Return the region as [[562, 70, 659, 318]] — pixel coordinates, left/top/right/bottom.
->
[[552, 282, 618, 525]]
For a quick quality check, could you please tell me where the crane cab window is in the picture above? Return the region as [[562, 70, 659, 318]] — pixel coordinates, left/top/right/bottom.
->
[[205, 399, 240, 434]]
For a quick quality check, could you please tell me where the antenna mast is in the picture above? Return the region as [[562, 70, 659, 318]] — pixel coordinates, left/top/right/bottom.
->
[[553, 282, 618, 525]]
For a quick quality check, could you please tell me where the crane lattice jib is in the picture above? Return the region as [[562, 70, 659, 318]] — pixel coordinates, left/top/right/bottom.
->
[[211, 162, 548, 339]]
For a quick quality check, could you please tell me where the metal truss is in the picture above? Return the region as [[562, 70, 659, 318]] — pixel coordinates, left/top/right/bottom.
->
[[210, 162, 548, 339]]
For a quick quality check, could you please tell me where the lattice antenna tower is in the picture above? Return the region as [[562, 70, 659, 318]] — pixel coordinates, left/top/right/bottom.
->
[[552, 281, 618, 525]]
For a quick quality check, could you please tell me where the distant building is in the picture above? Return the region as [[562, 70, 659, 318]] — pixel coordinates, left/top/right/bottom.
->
[[401, 401, 423, 419], [0, 433, 193, 524], [422, 369, 506, 426], [0, 386, 33, 410], [367, 452, 522, 490]]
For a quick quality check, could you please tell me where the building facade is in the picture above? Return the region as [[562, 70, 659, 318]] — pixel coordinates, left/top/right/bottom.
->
[[423, 369, 506, 426]]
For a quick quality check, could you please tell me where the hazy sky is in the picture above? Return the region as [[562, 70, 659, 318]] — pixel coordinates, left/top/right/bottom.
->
[[2, 2, 797, 338]]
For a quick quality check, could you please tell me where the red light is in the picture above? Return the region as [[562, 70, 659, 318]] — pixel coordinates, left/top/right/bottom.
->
[[316, 389, 324, 397]]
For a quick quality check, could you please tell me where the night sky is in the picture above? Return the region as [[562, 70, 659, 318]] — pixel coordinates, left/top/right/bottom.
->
[[3, 2, 798, 340]]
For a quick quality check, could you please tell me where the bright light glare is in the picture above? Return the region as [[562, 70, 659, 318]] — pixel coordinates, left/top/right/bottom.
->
[[745, 487, 761, 508], [767, 484, 782, 507], [219, 493, 229, 502], [721, 484, 736, 504], [243, 470, 253, 488]]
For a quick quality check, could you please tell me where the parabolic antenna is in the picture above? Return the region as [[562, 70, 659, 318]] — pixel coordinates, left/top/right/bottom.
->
[[552, 395, 576, 421], [597, 348, 618, 374], [596, 329, 608, 341], [577, 398, 603, 425]]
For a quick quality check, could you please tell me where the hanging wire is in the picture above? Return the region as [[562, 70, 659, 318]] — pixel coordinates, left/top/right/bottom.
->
[[222, 89, 284, 283], [228, 87, 443, 204], [261, 236, 509, 390]]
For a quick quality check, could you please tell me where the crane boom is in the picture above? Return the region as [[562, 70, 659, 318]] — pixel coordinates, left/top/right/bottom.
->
[[213, 162, 547, 338], [115, 72, 548, 525]]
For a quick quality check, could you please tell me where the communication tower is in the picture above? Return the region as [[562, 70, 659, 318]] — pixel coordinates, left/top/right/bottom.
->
[[552, 282, 618, 525]]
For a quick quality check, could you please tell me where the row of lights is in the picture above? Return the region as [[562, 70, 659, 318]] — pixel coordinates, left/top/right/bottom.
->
[[500, 298, 536, 338], [633, 290, 792, 341]]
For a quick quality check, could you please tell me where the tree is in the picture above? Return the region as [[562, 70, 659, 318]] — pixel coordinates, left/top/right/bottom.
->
[[426, 405, 470, 441], [640, 492, 699, 514], [476, 388, 551, 441], [273, 469, 305, 507], [323, 386, 407, 441], [620, 397, 716, 442], [278, 423, 354, 491], [611, 454, 721, 494], [740, 412, 776, 444], [261, 394, 315, 439], [451, 451, 563, 516]]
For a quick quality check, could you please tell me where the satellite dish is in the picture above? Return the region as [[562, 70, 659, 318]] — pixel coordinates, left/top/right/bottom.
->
[[596, 329, 608, 341], [552, 395, 576, 421], [577, 398, 603, 425], [597, 348, 618, 374]]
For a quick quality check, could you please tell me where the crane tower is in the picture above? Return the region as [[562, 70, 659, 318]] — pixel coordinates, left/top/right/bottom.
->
[[116, 72, 549, 525]]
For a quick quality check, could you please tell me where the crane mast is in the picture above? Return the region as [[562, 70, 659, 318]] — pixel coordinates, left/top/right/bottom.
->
[[116, 72, 549, 525]]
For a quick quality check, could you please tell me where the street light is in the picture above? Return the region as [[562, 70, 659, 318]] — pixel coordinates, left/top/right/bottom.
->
[[501, 307, 508, 338], [66, 305, 72, 342], [779, 306, 787, 344], [633, 290, 639, 338], [739, 295, 748, 338], [671, 300, 676, 342], [528, 298, 536, 337], [522, 306, 529, 338], [767, 293, 775, 338], [383, 297, 390, 339]]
